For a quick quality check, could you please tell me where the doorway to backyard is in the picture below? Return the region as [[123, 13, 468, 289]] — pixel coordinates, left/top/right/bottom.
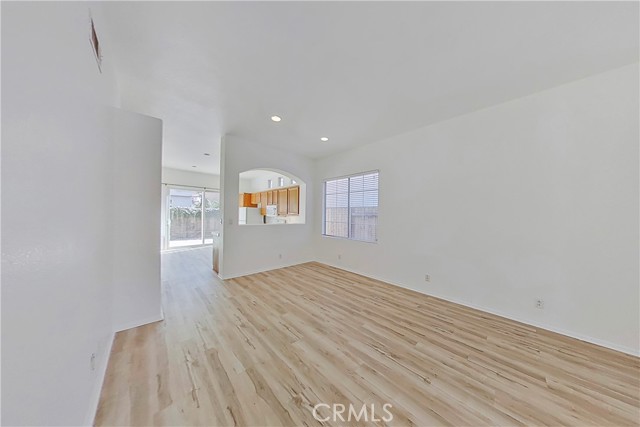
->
[[162, 186, 221, 249]]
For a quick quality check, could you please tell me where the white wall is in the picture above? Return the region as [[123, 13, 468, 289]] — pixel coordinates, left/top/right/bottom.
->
[[2, 3, 117, 425], [238, 177, 255, 193], [112, 110, 163, 332], [1, 3, 164, 425], [162, 167, 220, 189], [315, 63, 640, 355], [220, 135, 315, 278]]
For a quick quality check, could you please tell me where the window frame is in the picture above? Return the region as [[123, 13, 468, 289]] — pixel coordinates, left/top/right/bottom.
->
[[322, 170, 379, 244]]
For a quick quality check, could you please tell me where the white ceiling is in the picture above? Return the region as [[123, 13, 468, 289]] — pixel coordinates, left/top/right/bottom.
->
[[102, 1, 639, 175]]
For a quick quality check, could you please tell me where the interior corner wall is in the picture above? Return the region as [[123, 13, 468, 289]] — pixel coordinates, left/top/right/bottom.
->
[[1, 2, 119, 425], [314, 63, 640, 356], [220, 135, 316, 279], [112, 110, 163, 332]]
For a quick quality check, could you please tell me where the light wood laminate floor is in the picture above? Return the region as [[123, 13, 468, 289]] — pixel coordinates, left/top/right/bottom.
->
[[95, 247, 640, 426]]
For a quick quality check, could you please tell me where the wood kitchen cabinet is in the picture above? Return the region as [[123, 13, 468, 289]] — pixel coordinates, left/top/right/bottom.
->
[[277, 189, 288, 216], [287, 186, 299, 215], [239, 193, 257, 207], [244, 185, 300, 217], [259, 192, 268, 215]]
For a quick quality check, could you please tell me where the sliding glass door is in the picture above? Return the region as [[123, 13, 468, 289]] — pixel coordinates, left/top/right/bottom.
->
[[166, 187, 220, 249], [204, 191, 221, 245]]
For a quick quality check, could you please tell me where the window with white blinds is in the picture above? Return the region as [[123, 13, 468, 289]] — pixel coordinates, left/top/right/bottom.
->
[[323, 171, 378, 242]]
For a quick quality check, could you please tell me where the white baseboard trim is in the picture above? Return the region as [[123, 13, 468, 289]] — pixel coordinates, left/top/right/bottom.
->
[[84, 331, 115, 426], [220, 259, 314, 280], [446, 298, 639, 357], [114, 312, 165, 333], [85, 312, 166, 425], [318, 260, 640, 357]]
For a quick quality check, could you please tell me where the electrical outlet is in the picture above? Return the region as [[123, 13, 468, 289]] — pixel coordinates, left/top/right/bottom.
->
[[535, 299, 544, 309], [278, 253, 282, 259], [425, 274, 431, 282], [90, 353, 96, 371], [338, 254, 342, 260]]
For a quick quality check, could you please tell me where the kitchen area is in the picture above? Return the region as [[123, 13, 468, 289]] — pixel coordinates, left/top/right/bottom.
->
[[238, 169, 305, 225]]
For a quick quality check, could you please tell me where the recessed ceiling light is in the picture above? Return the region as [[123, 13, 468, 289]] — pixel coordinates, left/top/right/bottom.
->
[[320, 137, 329, 142], [203, 153, 210, 156], [271, 115, 282, 122], [192, 165, 197, 168]]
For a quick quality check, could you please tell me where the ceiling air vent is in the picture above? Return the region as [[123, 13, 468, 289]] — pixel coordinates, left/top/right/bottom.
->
[[89, 15, 102, 73]]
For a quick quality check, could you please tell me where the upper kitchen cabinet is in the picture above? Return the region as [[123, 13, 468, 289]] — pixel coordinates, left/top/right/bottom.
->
[[239, 193, 257, 207], [238, 168, 306, 225], [287, 186, 299, 215], [277, 189, 288, 216]]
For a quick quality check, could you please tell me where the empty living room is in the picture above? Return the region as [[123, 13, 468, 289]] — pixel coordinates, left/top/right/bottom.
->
[[1, 1, 639, 426]]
